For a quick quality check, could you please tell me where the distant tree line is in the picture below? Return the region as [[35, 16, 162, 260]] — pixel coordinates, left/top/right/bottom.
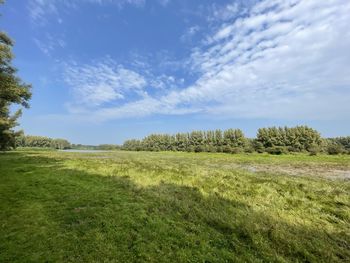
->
[[12, 127, 350, 155], [71, 144, 121, 150], [15, 135, 71, 150], [326, 137, 350, 155], [255, 126, 322, 154], [122, 126, 350, 155], [15, 137, 123, 151]]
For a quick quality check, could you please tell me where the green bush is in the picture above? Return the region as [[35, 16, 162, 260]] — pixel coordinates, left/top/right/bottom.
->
[[328, 137, 350, 153], [307, 143, 320, 156], [287, 146, 301, 153], [231, 147, 243, 154], [194, 145, 205, 153], [222, 145, 232, 153], [256, 126, 322, 152], [327, 144, 344, 155], [207, 145, 217, 153], [15, 135, 71, 149], [266, 146, 288, 155], [120, 127, 348, 156]]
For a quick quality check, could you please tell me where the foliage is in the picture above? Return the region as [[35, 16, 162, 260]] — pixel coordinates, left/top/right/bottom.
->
[[256, 126, 322, 152], [327, 137, 350, 154], [122, 139, 143, 151], [0, 150, 349, 262], [308, 143, 320, 156], [122, 129, 247, 153], [265, 146, 288, 155], [16, 135, 71, 149], [121, 126, 347, 155], [0, 5, 32, 150], [70, 144, 121, 151], [95, 144, 121, 150], [327, 143, 344, 155]]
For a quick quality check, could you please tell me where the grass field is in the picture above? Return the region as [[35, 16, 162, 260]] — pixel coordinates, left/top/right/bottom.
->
[[0, 150, 349, 262]]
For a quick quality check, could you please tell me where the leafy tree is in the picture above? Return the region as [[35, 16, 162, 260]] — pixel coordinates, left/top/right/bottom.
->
[[214, 129, 223, 147], [326, 144, 344, 155], [122, 129, 248, 153], [223, 128, 246, 148], [51, 139, 71, 149], [122, 139, 143, 151], [328, 137, 350, 154], [120, 126, 346, 155], [256, 126, 322, 153], [174, 133, 188, 151], [96, 144, 121, 150], [189, 131, 204, 149], [0, 5, 32, 150], [15, 135, 71, 149]]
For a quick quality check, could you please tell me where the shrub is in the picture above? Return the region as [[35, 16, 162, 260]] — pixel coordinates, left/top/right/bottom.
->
[[223, 145, 233, 153], [287, 146, 301, 153], [252, 140, 264, 153], [186, 146, 195, 152], [309, 150, 318, 156], [207, 145, 217, 153], [307, 143, 320, 156], [328, 137, 350, 153], [266, 146, 288, 155], [231, 147, 243, 154], [216, 146, 223, 153], [244, 146, 254, 153], [194, 145, 205, 153], [327, 144, 344, 155], [244, 139, 255, 153]]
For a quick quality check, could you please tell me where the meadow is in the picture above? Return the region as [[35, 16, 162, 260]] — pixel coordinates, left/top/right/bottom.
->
[[0, 150, 349, 262]]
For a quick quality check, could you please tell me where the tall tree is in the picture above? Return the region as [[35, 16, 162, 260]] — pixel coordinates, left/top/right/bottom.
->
[[0, 2, 32, 150]]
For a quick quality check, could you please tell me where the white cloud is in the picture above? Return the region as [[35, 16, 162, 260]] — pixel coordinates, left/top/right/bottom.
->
[[33, 33, 66, 56], [28, 0, 145, 25], [180, 26, 200, 43], [63, 59, 147, 107], [40, 0, 350, 123], [28, 0, 58, 25], [205, 0, 258, 23], [209, 2, 240, 22], [81, 0, 350, 121]]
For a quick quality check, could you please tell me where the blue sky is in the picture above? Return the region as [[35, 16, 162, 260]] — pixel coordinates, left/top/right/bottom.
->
[[3, 0, 350, 144]]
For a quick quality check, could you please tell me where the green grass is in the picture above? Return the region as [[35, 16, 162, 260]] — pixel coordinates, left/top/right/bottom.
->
[[0, 150, 349, 262]]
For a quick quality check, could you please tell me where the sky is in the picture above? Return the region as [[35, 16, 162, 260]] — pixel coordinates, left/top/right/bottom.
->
[[2, 0, 350, 144]]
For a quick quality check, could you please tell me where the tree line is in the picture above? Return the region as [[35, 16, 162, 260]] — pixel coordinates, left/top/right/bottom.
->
[[71, 144, 121, 150], [122, 126, 350, 155], [15, 135, 71, 150], [12, 127, 350, 155], [14, 136, 123, 151]]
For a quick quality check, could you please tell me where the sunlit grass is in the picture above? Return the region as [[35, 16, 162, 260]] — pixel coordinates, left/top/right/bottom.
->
[[0, 150, 349, 262]]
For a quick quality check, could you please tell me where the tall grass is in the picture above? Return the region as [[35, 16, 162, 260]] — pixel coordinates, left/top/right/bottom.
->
[[0, 150, 349, 262]]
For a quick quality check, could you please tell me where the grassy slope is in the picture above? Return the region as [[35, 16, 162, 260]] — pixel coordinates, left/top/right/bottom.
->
[[0, 150, 349, 262]]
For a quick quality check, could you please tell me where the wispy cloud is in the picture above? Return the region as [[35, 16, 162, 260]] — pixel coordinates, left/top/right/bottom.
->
[[208, 1, 241, 22], [63, 59, 147, 107], [28, 0, 58, 26], [180, 26, 200, 43], [33, 33, 66, 56], [39, 0, 350, 123], [28, 0, 146, 25], [183, 0, 350, 121], [62, 56, 186, 114], [80, 0, 350, 121]]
